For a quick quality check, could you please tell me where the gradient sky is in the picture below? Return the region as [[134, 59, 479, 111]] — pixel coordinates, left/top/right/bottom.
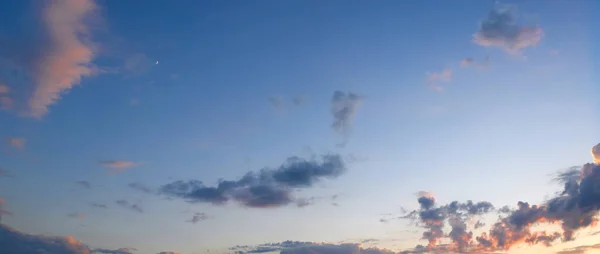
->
[[1, 0, 599, 254]]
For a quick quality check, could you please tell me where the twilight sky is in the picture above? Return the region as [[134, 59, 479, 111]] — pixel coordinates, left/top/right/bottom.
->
[[1, 0, 600, 254]]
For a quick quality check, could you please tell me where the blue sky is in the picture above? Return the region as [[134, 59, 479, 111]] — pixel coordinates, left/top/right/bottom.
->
[[0, 1, 599, 254]]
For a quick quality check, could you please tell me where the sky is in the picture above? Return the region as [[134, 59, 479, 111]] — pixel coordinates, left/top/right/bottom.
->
[[0, 0, 599, 253]]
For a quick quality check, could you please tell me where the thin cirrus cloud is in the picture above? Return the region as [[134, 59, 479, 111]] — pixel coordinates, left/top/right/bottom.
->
[[0, 0, 102, 118], [160, 154, 346, 208], [473, 4, 543, 54]]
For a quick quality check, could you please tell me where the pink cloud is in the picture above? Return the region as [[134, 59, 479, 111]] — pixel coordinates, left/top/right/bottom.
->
[[426, 69, 452, 92], [25, 0, 99, 118], [100, 160, 138, 175]]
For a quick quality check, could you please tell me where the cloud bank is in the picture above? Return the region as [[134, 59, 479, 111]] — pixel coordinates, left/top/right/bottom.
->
[[0, 224, 90, 254], [161, 154, 346, 208]]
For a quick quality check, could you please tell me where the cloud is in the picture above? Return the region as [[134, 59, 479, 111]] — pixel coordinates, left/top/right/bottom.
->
[[0, 224, 90, 254], [0, 84, 12, 110], [76, 181, 92, 189], [0, 84, 8, 94], [269, 95, 285, 109], [4, 0, 101, 118], [292, 95, 307, 106], [6, 137, 26, 149], [473, 5, 543, 54], [0, 168, 13, 178], [123, 53, 154, 77], [231, 241, 395, 254], [91, 248, 136, 254], [161, 154, 346, 208], [0, 198, 12, 222], [557, 244, 600, 254], [187, 212, 208, 224], [100, 160, 138, 175], [157, 252, 180, 254], [128, 182, 154, 194], [115, 200, 143, 213], [395, 143, 600, 253], [425, 69, 452, 92], [460, 56, 490, 69], [592, 143, 600, 164], [331, 91, 363, 143], [67, 213, 87, 219], [91, 203, 108, 209]]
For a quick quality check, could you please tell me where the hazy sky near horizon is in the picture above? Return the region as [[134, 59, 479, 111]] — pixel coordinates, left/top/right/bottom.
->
[[1, 1, 600, 254]]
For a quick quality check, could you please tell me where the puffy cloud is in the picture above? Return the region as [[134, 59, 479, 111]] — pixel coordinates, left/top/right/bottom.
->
[[161, 154, 346, 208], [6, 137, 26, 149], [473, 5, 543, 54], [397, 144, 600, 253], [100, 161, 138, 175], [425, 69, 452, 92], [115, 200, 143, 213], [0, 224, 90, 254], [331, 91, 363, 143]]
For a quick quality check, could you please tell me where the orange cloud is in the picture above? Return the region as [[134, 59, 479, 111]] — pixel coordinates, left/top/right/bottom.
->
[[25, 0, 99, 118], [426, 69, 452, 92], [100, 160, 138, 175], [592, 143, 600, 164]]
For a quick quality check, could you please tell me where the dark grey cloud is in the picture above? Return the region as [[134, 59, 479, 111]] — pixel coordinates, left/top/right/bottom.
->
[[128, 182, 154, 194], [187, 212, 208, 224], [0, 224, 90, 254], [115, 200, 143, 213], [473, 5, 543, 53], [160, 154, 346, 208], [331, 91, 363, 142], [75, 181, 92, 189]]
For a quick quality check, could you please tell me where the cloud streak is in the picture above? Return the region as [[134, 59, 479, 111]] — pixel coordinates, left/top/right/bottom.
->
[[100, 160, 138, 175], [473, 5, 543, 54], [161, 154, 346, 208], [425, 69, 452, 92], [6, 137, 25, 149], [115, 200, 143, 213]]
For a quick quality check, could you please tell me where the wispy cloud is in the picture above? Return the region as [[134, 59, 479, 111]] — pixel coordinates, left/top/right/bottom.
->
[[331, 91, 363, 145], [557, 244, 600, 254], [6, 137, 26, 149], [91, 203, 108, 209], [0, 168, 13, 178], [0, 84, 12, 110], [425, 69, 452, 92], [161, 154, 346, 208], [268, 95, 285, 110], [473, 5, 543, 54], [186, 212, 209, 224], [67, 213, 87, 219], [292, 95, 307, 106], [75, 181, 92, 189], [0, 198, 12, 222], [100, 160, 138, 175], [128, 182, 154, 194], [115, 200, 143, 213], [23, 0, 101, 118]]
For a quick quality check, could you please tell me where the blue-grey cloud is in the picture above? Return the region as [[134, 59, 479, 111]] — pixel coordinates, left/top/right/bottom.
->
[[161, 154, 346, 208], [187, 212, 208, 224], [231, 241, 395, 254], [76, 181, 92, 189], [128, 182, 154, 194], [91, 248, 136, 254], [331, 91, 363, 143], [0, 224, 90, 254], [473, 5, 543, 53], [115, 200, 143, 213]]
